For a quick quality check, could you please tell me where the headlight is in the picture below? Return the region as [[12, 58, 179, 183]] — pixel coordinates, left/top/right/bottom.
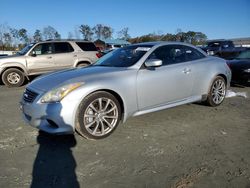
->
[[207, 51, 214, 55], [243, 69, 250, 73], [40, 82, 84, 103]]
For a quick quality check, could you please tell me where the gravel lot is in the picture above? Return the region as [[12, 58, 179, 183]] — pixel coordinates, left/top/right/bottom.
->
[[0, 85, 249, 188]]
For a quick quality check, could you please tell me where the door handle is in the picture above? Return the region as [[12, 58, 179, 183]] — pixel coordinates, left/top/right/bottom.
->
[[182, 68, 191, 74], [73, 55, 77, 57], [47, 56, 52, 59]]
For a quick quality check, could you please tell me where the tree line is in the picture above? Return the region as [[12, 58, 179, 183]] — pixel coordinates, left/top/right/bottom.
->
[[0, 23, 207, 51]]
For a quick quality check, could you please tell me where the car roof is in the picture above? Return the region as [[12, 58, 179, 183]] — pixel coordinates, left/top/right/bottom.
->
[[129, 41, 198, 47], [38, 39, 94, 43]]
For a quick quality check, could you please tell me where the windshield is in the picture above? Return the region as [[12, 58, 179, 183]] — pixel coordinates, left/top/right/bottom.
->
[[94, 45, 152, 67], [18, 43, 35, 55], [235, 50, 250, 59]]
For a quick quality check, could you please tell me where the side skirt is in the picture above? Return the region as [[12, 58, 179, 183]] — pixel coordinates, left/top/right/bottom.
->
[[133, 95, 202, 117]]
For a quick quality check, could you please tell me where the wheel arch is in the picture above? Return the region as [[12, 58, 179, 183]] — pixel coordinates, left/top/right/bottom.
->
[[74, 60, 92, 67], [1, 66, 28, 80], [93, 89, 125, 120], [217, 73, 227, 85]]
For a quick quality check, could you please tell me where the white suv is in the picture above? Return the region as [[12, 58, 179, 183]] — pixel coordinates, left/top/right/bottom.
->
[[0, 40, 101, 87]]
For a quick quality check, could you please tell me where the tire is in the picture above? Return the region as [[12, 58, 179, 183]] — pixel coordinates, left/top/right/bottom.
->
[[206, 76, 226, 107], [2, 68, 25, 87], [76, 63, 89, 68], [75, 91, 121, 139]]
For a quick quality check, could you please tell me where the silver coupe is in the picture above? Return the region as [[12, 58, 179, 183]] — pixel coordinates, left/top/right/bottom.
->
[[20, 42, 231, 139]]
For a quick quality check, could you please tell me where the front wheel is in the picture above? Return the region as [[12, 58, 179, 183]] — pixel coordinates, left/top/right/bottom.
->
[[206, 76, 226, 107], [75, 91, 121, 139], [2, 68, 25, 87]]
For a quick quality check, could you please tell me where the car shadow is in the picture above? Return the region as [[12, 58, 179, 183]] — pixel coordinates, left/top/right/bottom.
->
[[31, 101, 79, 188], [31, 131, 80, 188]]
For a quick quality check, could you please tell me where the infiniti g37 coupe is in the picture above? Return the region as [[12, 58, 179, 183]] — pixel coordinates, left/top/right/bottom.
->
[[20, 42, 231, 139]]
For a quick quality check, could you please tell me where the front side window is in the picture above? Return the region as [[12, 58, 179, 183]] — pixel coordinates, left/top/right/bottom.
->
[[32, 43, 53, 55], [147, 45, 205, 65]]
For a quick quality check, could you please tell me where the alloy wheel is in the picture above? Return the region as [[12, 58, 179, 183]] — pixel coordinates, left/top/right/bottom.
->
[[83, 97, 119, 136], [211, 79, 226, 104]]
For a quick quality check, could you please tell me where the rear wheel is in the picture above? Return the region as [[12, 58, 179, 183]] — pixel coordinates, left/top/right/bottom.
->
[[2, 68, 25, 87], [206, 76, 226, 107], [76, 91, 121, 139], [76, 63, 89, 68]]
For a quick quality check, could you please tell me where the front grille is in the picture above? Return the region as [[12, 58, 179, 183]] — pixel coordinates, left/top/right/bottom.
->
[[23, 89, 38, 103]]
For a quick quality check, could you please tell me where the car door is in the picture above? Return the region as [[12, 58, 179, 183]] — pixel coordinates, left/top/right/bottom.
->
[[26, 43, 57, 74], [136, 45, 196, 111], [52, 42, 76, 70]]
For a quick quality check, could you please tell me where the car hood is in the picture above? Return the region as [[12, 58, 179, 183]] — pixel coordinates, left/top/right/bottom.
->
[[28, 66, 129, 92], [0, 54, 23, 62]]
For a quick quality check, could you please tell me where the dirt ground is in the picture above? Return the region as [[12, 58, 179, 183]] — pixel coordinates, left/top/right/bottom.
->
[[0, 85, 249, 188]]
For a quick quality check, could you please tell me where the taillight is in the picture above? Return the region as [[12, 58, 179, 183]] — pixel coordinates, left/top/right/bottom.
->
[[226, 62, 231, 70], [96, 52, 102, 58]]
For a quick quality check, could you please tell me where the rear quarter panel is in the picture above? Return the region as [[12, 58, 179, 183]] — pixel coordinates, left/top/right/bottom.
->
[[191, 56, 231, 96]]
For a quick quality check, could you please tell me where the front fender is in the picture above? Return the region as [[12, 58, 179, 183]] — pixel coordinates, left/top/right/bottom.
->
[[0, 62, 28, 76]]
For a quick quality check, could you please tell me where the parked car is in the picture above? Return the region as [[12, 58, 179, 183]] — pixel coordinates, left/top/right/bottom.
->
[[20, 42, 231, 140], [0, 40, 101, 87], [227, 49, 250, 84], [200, 40, 246, 60], [100, 49, 114, 56]]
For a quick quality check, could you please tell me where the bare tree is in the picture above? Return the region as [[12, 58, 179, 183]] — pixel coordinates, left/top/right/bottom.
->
[[54, 32, 61, 39], [10, 28, 19, 47], [68, 32, 74, 39], [79, 25, 93, 41], [33, 29, 42, 42], [74, 26, 81, 39], [0, 23, 10, 50], [102, 26, 113, 39], [92, 24, 103, 39], [2, 33, 12, 50], [42, 26, 60, 40], [117, 27, 130, 40], [18, 28, 28, 44]]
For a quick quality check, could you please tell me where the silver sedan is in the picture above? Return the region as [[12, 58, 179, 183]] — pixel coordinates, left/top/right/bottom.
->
[[20, 42, 231, 139]]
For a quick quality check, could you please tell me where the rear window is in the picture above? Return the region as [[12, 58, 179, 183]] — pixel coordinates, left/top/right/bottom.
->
[[76, 42, 97, 51]]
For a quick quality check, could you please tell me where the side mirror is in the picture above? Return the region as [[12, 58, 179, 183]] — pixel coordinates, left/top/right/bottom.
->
[[31, 51, 37, 57], [145, 59, 162, 68]]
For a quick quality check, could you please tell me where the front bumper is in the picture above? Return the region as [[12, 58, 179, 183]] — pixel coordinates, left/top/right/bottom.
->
[[20, 101, 74, 134], [0, 67, 4, 75], [20, 88, 80, 135]]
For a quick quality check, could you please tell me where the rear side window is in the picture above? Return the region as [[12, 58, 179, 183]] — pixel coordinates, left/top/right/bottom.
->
[[54, 42, 74, 53], [182, 46, 206, 61], [76, 42, 97, 51]]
